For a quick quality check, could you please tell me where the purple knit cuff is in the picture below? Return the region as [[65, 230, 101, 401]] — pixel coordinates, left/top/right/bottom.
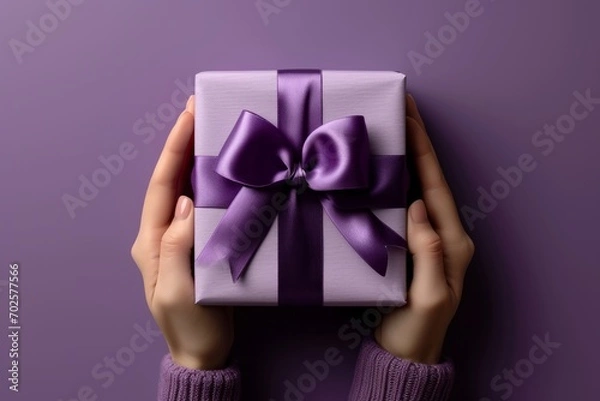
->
[[348, 337, 454, 401], [157, 354, 241, 401]]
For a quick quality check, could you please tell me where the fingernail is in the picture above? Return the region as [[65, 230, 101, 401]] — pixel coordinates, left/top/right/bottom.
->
[[175, 196, 192, 219], [185, 95, 194, 113], [409, 199, 428, 223]]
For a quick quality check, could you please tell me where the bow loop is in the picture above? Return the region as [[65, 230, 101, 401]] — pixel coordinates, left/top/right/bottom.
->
[[215, 111, 294, 188], [302, 116, 371, 191]]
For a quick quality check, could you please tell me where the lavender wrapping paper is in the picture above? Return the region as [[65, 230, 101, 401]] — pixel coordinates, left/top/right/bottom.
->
[[193, 70, 407, 306]]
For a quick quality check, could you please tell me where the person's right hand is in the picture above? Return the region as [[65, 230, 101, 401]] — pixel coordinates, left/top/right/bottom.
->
[[374, 95, 475, 365], [131, 96, 234, 370]]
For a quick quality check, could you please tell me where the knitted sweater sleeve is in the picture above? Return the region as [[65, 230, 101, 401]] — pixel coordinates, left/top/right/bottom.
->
[[157, 354, 241, 401], [348, 337, 455, 401], [157, 337, 454, 401]]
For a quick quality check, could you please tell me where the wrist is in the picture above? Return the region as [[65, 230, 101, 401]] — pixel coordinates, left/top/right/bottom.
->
[[170, 351, 229, 371], [374, 326, 445, 365], [392, 345, 442, 365]]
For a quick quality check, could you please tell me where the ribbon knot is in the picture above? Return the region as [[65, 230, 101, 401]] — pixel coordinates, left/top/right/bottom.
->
[[288, 164, 307, 188]]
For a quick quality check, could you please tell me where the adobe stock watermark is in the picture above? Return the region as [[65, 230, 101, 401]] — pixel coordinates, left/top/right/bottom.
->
[[269, 283, 404, 401], [8, 0, 86, 65], [256, 0, 294, 26], [61, 76, 194, 219], [461, 88, 599, 231], [478, 333, 561, 401], [56, 319, 162, 401], [408, 0, 500, 76]]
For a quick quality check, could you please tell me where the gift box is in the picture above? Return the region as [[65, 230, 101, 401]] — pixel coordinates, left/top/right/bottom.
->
[[193, 70, 408, 306]]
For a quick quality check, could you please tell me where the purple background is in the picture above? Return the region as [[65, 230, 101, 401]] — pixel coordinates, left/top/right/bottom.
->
[[1, 1, 598, 400]]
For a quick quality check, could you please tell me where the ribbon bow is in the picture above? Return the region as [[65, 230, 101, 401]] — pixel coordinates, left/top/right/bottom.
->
[[193, 110, 408, 282], [216, 111, 371, 192]]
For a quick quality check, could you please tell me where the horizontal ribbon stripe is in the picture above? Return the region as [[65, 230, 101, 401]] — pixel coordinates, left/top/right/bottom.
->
[[192, 154, 408, 210]]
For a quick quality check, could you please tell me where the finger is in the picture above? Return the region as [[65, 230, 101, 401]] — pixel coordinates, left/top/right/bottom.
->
[[130, 239, 159, 307], [407, 200, 447, 299], [406, 94, 426, 131], [157, 196, 195, 304], [407, 117, 464, 238], [445, 235, 474, 300], [139, 96, 195, 233]]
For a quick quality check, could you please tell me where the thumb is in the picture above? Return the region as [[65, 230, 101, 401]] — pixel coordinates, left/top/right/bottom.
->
[[407, 200, 447, 298], [158, 196, 195, 294]]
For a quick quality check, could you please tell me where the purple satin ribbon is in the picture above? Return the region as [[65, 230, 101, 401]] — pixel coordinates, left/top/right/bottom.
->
[[192, 70, 407, 305]]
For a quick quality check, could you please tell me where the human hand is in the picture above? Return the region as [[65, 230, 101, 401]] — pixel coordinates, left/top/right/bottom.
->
[[374, 95, 475, 365], [131, 96, 234, 370]]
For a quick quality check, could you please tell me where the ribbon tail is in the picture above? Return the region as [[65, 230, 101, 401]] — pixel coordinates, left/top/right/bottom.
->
[[321, 198, 407, 276], [196, 187, 278, 282]]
